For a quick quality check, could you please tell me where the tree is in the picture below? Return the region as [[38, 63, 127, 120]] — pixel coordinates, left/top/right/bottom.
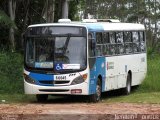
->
[[69, 0, 79, 20], [8, 0, 16, 51], [0, 10, 16, 50], [42, 0, 55, 22]]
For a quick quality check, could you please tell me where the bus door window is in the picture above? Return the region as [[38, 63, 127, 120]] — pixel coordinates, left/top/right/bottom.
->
[[109, 32, 116, 55], [124, 31, 132, 54], [116, 32, 124, 54], [139, 31, 146, 52], [132, 32, 140, 53], [88, 33, 96, 69], [88, 33, 95, 57], [96, 32, 103, 56]]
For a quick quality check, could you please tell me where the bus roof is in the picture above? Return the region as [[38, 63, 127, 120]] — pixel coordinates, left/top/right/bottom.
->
[[28, 22, 145, 32]]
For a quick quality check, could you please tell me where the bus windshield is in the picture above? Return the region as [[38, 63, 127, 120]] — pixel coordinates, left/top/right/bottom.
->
[[25, 27, 87, 72]]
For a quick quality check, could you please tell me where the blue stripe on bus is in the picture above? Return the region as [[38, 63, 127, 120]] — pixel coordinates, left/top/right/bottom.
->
[[29, 72, 53, 80], [29, 72, 54, 86], [85, 24, 104, 32], [89, 57, 106, 95]]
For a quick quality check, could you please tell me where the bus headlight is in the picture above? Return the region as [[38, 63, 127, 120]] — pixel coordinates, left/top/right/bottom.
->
[[71, 74, 87, 85], [23, 74, 36, 84]]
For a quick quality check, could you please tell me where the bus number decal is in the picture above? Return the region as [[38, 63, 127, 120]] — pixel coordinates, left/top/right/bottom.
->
[[56, 76, 66, 80]]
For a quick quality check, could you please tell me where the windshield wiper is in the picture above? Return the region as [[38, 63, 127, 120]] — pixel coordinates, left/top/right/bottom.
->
[[63, 34, 71, 54]]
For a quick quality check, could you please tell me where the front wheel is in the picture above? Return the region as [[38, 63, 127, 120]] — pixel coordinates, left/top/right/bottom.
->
[[89, 78, 101, 103], [36, 94, 48, 102]]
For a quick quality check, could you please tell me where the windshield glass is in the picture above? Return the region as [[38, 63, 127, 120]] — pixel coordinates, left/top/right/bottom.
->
[[25, 36, 87, 72]]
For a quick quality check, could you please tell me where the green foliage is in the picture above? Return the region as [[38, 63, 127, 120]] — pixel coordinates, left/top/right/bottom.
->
[[0, 10, 16, 28], [69, 1, 80, 20], [0, 94, 35, 103], [147, 42, 160, 57], [147, 47, 155, 56], [105, 92, 160, 104], [139, 54, 160, 92], [0, 26, 9, 50], [0, 10, 17, 50], [0, 52, 23, 94], [127, 15, 138, 23]]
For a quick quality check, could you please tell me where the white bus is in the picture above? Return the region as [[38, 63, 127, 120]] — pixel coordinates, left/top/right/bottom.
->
[[23, 19, 147, 102]]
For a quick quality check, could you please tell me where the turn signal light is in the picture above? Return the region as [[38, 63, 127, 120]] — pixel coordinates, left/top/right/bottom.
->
[[82, 74, 88, 80]]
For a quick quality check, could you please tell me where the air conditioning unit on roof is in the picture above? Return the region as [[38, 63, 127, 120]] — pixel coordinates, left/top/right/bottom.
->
[[58, 19, 71, 23], [82, 19, 97, 23]]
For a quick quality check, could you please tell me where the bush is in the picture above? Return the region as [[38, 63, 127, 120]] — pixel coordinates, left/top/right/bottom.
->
[[139, 53, 160, 92], [0, 51, 23, 94]]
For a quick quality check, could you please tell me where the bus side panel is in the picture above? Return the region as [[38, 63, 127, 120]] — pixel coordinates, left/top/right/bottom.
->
[[105, 56, 119, 91], [131, 53, 147, 86], [89, 57, 106, 94], [104, 54, 147, 91], [118, 54, 146, 86], [117, 55, 138, 88]]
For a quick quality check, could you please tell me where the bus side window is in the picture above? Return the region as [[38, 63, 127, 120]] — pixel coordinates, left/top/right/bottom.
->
[[132, 32, 140, 53], [139, 31, 146, 52], [103, 32, 110, 55], [96, 33, 103, 44], [116, 32, 124, 54], [109, 32, 116, 44], [103, 32, 110, 43], [124, 31, 132, 54], [109, 32, 116, 55], [124, 31, 132, 42]]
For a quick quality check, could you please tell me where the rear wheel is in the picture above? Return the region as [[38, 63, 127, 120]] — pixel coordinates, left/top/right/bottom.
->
[[124, 73, 131, 95], [36, 94, 48, 102], [89, 78, 101, 103]]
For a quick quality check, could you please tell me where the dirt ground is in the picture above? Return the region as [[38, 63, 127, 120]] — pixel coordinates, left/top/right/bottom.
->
[[0, 101, 160, 120], [0, 102, 160, 114]]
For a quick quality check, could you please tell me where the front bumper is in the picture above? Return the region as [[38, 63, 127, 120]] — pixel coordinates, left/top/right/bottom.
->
[[24, 80, 89, 95]]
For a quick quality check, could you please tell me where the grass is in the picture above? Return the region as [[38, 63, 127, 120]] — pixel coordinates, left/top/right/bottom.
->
[[0, 51, 23, 94], [1, 51, 160, 104], [139, 54, 160, 92], [102, 92, 160, 104], [0, 94, 35, 104], [102, 91, 160, 104]]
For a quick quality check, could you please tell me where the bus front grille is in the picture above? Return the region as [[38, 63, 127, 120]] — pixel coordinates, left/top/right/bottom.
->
[[38, 80, 70, 85], [39, 89, 69, 92]]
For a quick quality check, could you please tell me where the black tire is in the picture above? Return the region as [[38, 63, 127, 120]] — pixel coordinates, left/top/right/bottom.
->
[[124, 73, 131, 95], [89, 78, 101, 103], [36, 94, 48, 102]]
